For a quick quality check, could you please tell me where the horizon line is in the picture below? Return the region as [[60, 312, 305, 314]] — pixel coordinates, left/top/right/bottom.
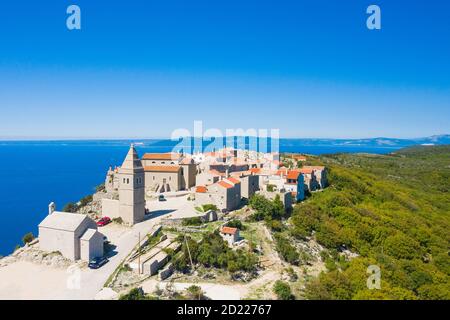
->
[[0, 134, 448, 142]]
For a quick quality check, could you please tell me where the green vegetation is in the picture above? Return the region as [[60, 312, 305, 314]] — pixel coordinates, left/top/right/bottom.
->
[[273, 280, 294, 300], [95, 183, 105, 192], [119, 287, 157, 300], [249, 194, 285, 221], [274, 233, 299, 265], [79, 195, 93, 207], [62, 202, 78, 213], [225, 219, 245, 230], [173, 231, 258, 274], [186, 285, 207, 300], [182, 217, 203, 226], [196, 204, 218, 212], [266, 184, 276, 192], [62, 194, 93, 213], [112, 217, 123, 224], [22, 232, 35, 245], [289, 146, 450, 300], [145, 229, 163, 248]]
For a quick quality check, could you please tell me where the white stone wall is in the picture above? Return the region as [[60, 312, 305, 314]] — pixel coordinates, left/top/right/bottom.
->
[[38, 227, 77, 260], [80, 231, 104, 261], [101, 198, 120, 219]]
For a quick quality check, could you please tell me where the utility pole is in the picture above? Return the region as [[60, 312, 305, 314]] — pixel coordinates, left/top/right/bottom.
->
[[138, 232, 141, 274], [184, 233, 194, 272]]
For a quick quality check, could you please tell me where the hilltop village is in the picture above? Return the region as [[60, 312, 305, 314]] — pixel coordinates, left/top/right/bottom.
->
[[0, 145, 328, 300]]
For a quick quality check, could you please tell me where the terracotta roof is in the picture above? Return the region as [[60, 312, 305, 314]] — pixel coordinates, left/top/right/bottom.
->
[[221, 226, 238, 235], [287, 170, 300, 180], [299, 168, 314, 174], [196, 186, 208, 193], [249, 168, 261, 174], [227, 177, 241, 184], [144, 165, 181, 172], [276, 168, 289, 176], [142, 153, 181, 160], [218, 181, 233, 189]]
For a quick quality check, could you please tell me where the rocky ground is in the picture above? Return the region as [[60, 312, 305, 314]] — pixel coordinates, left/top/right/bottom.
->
[[0, 242, 75, 270]]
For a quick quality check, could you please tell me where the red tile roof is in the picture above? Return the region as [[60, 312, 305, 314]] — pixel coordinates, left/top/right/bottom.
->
[[221, 226, 238, 235], [227, 177, 241, 184], [218, 181, 233, 189], [299, 168, 314, 174], [249, 168, 261, 174], [287, 170, 300, 180], [144, 165, 181, 172], [196, 186, 208, 193], [142, 153, 181, 160]]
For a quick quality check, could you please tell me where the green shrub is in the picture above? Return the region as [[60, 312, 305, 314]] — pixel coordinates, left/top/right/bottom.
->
[[22, 232, 35, 245], [273, 280, 294, 300]]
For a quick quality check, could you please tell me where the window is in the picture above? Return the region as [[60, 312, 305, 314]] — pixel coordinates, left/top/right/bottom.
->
[[127, 178, 130, 184], [169, 176, 171, 181], [153, 176, 155, 180]]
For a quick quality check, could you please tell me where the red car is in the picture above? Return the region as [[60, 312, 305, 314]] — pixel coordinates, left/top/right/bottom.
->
[[97, 217, 111, 227]]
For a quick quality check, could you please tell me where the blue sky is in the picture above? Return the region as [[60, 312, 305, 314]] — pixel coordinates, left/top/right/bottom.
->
[[0, 0, 449, 139]]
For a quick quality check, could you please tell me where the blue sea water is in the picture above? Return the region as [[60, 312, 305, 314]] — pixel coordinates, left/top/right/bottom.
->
[[0, 140, 400, 256]]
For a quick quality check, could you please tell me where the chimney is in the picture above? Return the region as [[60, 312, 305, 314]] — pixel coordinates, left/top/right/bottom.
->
[[48, 202, 55, 215]]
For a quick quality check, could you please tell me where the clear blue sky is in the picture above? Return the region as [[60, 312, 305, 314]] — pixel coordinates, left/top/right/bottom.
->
[[0, 0, 449, 139]]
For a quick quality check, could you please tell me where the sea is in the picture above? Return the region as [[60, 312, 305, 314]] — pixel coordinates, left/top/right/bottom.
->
[[0, 139, 401, 256]]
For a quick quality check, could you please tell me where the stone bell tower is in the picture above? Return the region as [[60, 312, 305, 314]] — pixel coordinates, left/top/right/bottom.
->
[[118, 144, 145, 225]]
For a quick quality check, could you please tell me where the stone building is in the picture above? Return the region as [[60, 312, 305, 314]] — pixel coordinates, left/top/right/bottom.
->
[[220, 226, 239, 245], [195, 179, 241, 212], [101, 144, 146, 225], [38, 203, 104, 261], [141, 153, 196, 192]]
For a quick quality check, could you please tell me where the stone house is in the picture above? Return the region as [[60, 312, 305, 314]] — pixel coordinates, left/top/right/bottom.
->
[[220, 226, 239, 245], [38, 204, 104, 261]]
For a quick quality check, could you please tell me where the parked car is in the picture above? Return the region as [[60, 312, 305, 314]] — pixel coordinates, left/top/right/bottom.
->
[[88, 256, 109, 269], [158, 194, 166, 201], [96, 216, 111, 227]]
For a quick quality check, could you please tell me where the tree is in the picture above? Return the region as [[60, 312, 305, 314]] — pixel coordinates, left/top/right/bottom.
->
[[225, 219, 244, 230], [79, 195, 93, 207], [274, 234, 299, 265], [384, 233, 422, 260], [119, 287, 150, 300], [273, 280, 294, 300], [62, 202, 78, 213], [272, 194, 285, 219], [186, 285, 206, 300], [249, 194, 273, 221], [22, 232, 35, 245]]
